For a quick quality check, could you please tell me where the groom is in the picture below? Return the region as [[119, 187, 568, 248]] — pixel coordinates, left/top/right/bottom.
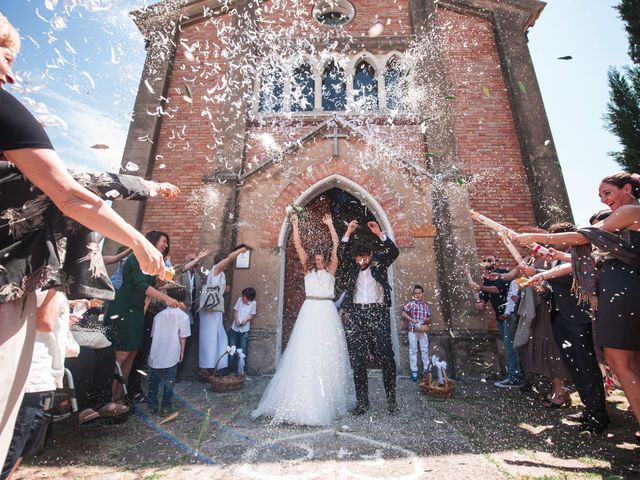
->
[[338, 219, 400, 415]]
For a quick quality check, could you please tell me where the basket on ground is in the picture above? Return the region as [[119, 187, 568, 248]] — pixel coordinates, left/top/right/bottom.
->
[[420, 369, 455, 398], [209, 351, 245, 392]]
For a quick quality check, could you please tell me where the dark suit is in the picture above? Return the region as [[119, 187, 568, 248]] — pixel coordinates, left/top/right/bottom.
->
[[338, 236, 399, 408], [179, 269, 203, 379], [548, 266, 608, 424]]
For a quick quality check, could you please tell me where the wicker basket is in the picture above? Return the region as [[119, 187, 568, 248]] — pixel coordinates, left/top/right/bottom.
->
[[209, 352, 246, 392], [420, 369, 455, 398]]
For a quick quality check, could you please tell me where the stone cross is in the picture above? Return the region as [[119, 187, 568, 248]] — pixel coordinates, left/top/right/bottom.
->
[[322, 122, 349, 157]]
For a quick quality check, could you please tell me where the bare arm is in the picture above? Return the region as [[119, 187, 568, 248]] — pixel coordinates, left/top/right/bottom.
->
[[6, 148, 165, 276], [36, 288, 59, 333], [237, 314, 255, 327], [179, 337, 186, 362], [401, 310, 418, 324], [599, 204, 640, 232], [212, 246, 248, 276], [322, 214, 339, 276], [513, 231, 589, 247], [183, 248, 212, 272], [102, 248, 132, 266], [144, 285, 183, 308], [291, 213, 308, 273]]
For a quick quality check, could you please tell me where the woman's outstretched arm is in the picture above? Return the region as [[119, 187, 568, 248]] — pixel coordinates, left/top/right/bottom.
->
[[291, 212, 308, 272], [323, 213, 339, 276]]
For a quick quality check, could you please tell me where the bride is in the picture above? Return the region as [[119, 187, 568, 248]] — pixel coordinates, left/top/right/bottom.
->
[[252, 212, 355, 425]]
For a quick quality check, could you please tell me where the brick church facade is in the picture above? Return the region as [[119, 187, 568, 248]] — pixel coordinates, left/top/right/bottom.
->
[[110, 0, 572, 375]]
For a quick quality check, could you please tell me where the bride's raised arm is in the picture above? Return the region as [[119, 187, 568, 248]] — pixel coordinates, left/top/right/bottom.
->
[[322, 213, 339, 276], [291, 212, 308, 272]]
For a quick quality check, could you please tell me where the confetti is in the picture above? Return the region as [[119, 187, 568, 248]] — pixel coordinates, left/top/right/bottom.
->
[[124, 162, 139, 172], [90, 144, 109, 150], [368, 23, 384, 37], [557, 55, 573, 60]]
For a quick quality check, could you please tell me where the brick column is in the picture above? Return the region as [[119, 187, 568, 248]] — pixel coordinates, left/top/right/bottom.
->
[[410, 0, 488, 376], [106, 21, 178, 255], [492, 8, 573, 227]]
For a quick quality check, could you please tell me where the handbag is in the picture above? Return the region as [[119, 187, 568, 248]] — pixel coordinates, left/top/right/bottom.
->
[[199, 285, 224, 312], [71, 326, 112, 349]]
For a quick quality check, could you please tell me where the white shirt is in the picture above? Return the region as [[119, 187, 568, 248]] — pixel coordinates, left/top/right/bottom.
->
[[354, 268, 384, 304], [342, 233, 386, 305], [231, 298, 257, 333], [504, 281, 520, 316], [149, 307, 191, 369], [28, 290, 69, 392]]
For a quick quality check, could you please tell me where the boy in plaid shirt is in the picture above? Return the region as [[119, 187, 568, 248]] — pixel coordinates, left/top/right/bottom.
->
[[401, 285, 431, 381]]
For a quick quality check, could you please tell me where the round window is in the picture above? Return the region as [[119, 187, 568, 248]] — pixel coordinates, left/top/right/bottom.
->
[[312, 0, 355, 28]]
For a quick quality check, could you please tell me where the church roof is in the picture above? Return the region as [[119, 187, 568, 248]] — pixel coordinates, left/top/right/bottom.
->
[[130, 0, 546, 38]]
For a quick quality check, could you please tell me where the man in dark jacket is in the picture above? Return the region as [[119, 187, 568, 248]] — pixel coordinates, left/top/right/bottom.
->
[[338, 219, 399, 415], [547, 223, 608, 433]]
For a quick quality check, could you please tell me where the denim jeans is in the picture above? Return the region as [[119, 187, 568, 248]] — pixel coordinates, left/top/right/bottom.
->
[[228, 329, 249, 373], [148, 364, 177, 410], [497, 313, 523, 380]]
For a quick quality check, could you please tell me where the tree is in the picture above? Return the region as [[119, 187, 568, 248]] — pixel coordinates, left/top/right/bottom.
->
[[615, 0, 640, 64], [605, 66, 640, 172], [605, 0, 640, 172]]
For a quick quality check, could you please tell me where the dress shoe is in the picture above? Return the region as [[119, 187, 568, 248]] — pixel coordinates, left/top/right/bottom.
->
[[567, 411, 588, 422], [579, 418, 608, 434], [351, 403, 370, 416]]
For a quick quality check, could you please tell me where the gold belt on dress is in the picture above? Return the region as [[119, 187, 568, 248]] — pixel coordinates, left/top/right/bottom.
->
[[305, 296, 334, 301]]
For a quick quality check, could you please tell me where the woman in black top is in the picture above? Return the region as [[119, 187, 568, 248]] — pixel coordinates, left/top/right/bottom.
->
[[0, 12, 176, 468]]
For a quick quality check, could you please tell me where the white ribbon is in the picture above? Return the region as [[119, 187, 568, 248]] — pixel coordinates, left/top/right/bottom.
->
[[226, 345, 237, 357], [431, 355, 448, 384], [236, 349, 246, 375]]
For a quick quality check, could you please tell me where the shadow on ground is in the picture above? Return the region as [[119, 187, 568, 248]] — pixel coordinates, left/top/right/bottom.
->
[[15, 372, 640, 479]]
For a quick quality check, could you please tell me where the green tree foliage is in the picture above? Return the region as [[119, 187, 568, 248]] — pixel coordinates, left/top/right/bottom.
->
[[605, 66, 640, 172], [605, 0, 640, 172], [615, 0, 640, 64]]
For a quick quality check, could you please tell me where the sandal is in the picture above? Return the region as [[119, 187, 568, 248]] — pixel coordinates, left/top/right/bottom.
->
[[99, 402, 130, 417], [542, 397, 572, 409], [78, 408, 102, 426]]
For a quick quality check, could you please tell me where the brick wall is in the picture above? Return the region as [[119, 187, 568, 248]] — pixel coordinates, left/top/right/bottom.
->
[[438, 7, 536, 268], [140, 15, 234, 263]]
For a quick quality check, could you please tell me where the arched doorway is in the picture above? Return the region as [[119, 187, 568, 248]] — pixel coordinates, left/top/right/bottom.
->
[[280, 185, 398, 368]]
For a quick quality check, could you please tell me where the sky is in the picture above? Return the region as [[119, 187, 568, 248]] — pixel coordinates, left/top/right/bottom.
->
[[1, 0, 632, 226]]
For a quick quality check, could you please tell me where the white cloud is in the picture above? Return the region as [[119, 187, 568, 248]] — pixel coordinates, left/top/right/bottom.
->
[[35, 89, 130, 173]]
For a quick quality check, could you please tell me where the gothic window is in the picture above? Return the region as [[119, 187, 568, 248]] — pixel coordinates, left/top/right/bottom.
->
[[322, 61, 346, 111], [258, 66, 284, 113], [312, 0, 355, 28], [353, 60, 378, 111], [291, 63, 315, 112], [384, 57, 407, 111]]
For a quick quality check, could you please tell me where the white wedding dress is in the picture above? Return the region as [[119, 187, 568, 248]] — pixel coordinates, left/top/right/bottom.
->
[[252, 269, 356, 425]]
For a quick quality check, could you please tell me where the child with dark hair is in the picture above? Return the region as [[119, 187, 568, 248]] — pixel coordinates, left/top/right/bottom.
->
[[401, 285, 431, 381], [228, 287, 257, 373], [147, 287, 190, 415]]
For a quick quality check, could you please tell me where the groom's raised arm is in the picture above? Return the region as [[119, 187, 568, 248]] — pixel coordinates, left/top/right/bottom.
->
[[338, 219, 358, 262]]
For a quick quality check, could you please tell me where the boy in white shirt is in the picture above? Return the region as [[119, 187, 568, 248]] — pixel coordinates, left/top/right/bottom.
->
[[228, 288, 256, 373], [147, 288, 190, 415]]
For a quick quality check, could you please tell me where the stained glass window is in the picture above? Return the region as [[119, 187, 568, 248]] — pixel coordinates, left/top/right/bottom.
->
[[353, 60, 378, 111], [322, 61, 346, 111], [258, 67, 284, 113], [291, 63, 315, 112]]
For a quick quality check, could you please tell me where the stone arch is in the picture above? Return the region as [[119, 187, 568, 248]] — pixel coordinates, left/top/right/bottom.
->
[[272, 173, 404, 365], [259, 158, 414, 249]]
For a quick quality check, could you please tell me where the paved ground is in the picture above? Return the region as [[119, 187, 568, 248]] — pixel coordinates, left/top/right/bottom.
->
[[14, 372, 640, 479]]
